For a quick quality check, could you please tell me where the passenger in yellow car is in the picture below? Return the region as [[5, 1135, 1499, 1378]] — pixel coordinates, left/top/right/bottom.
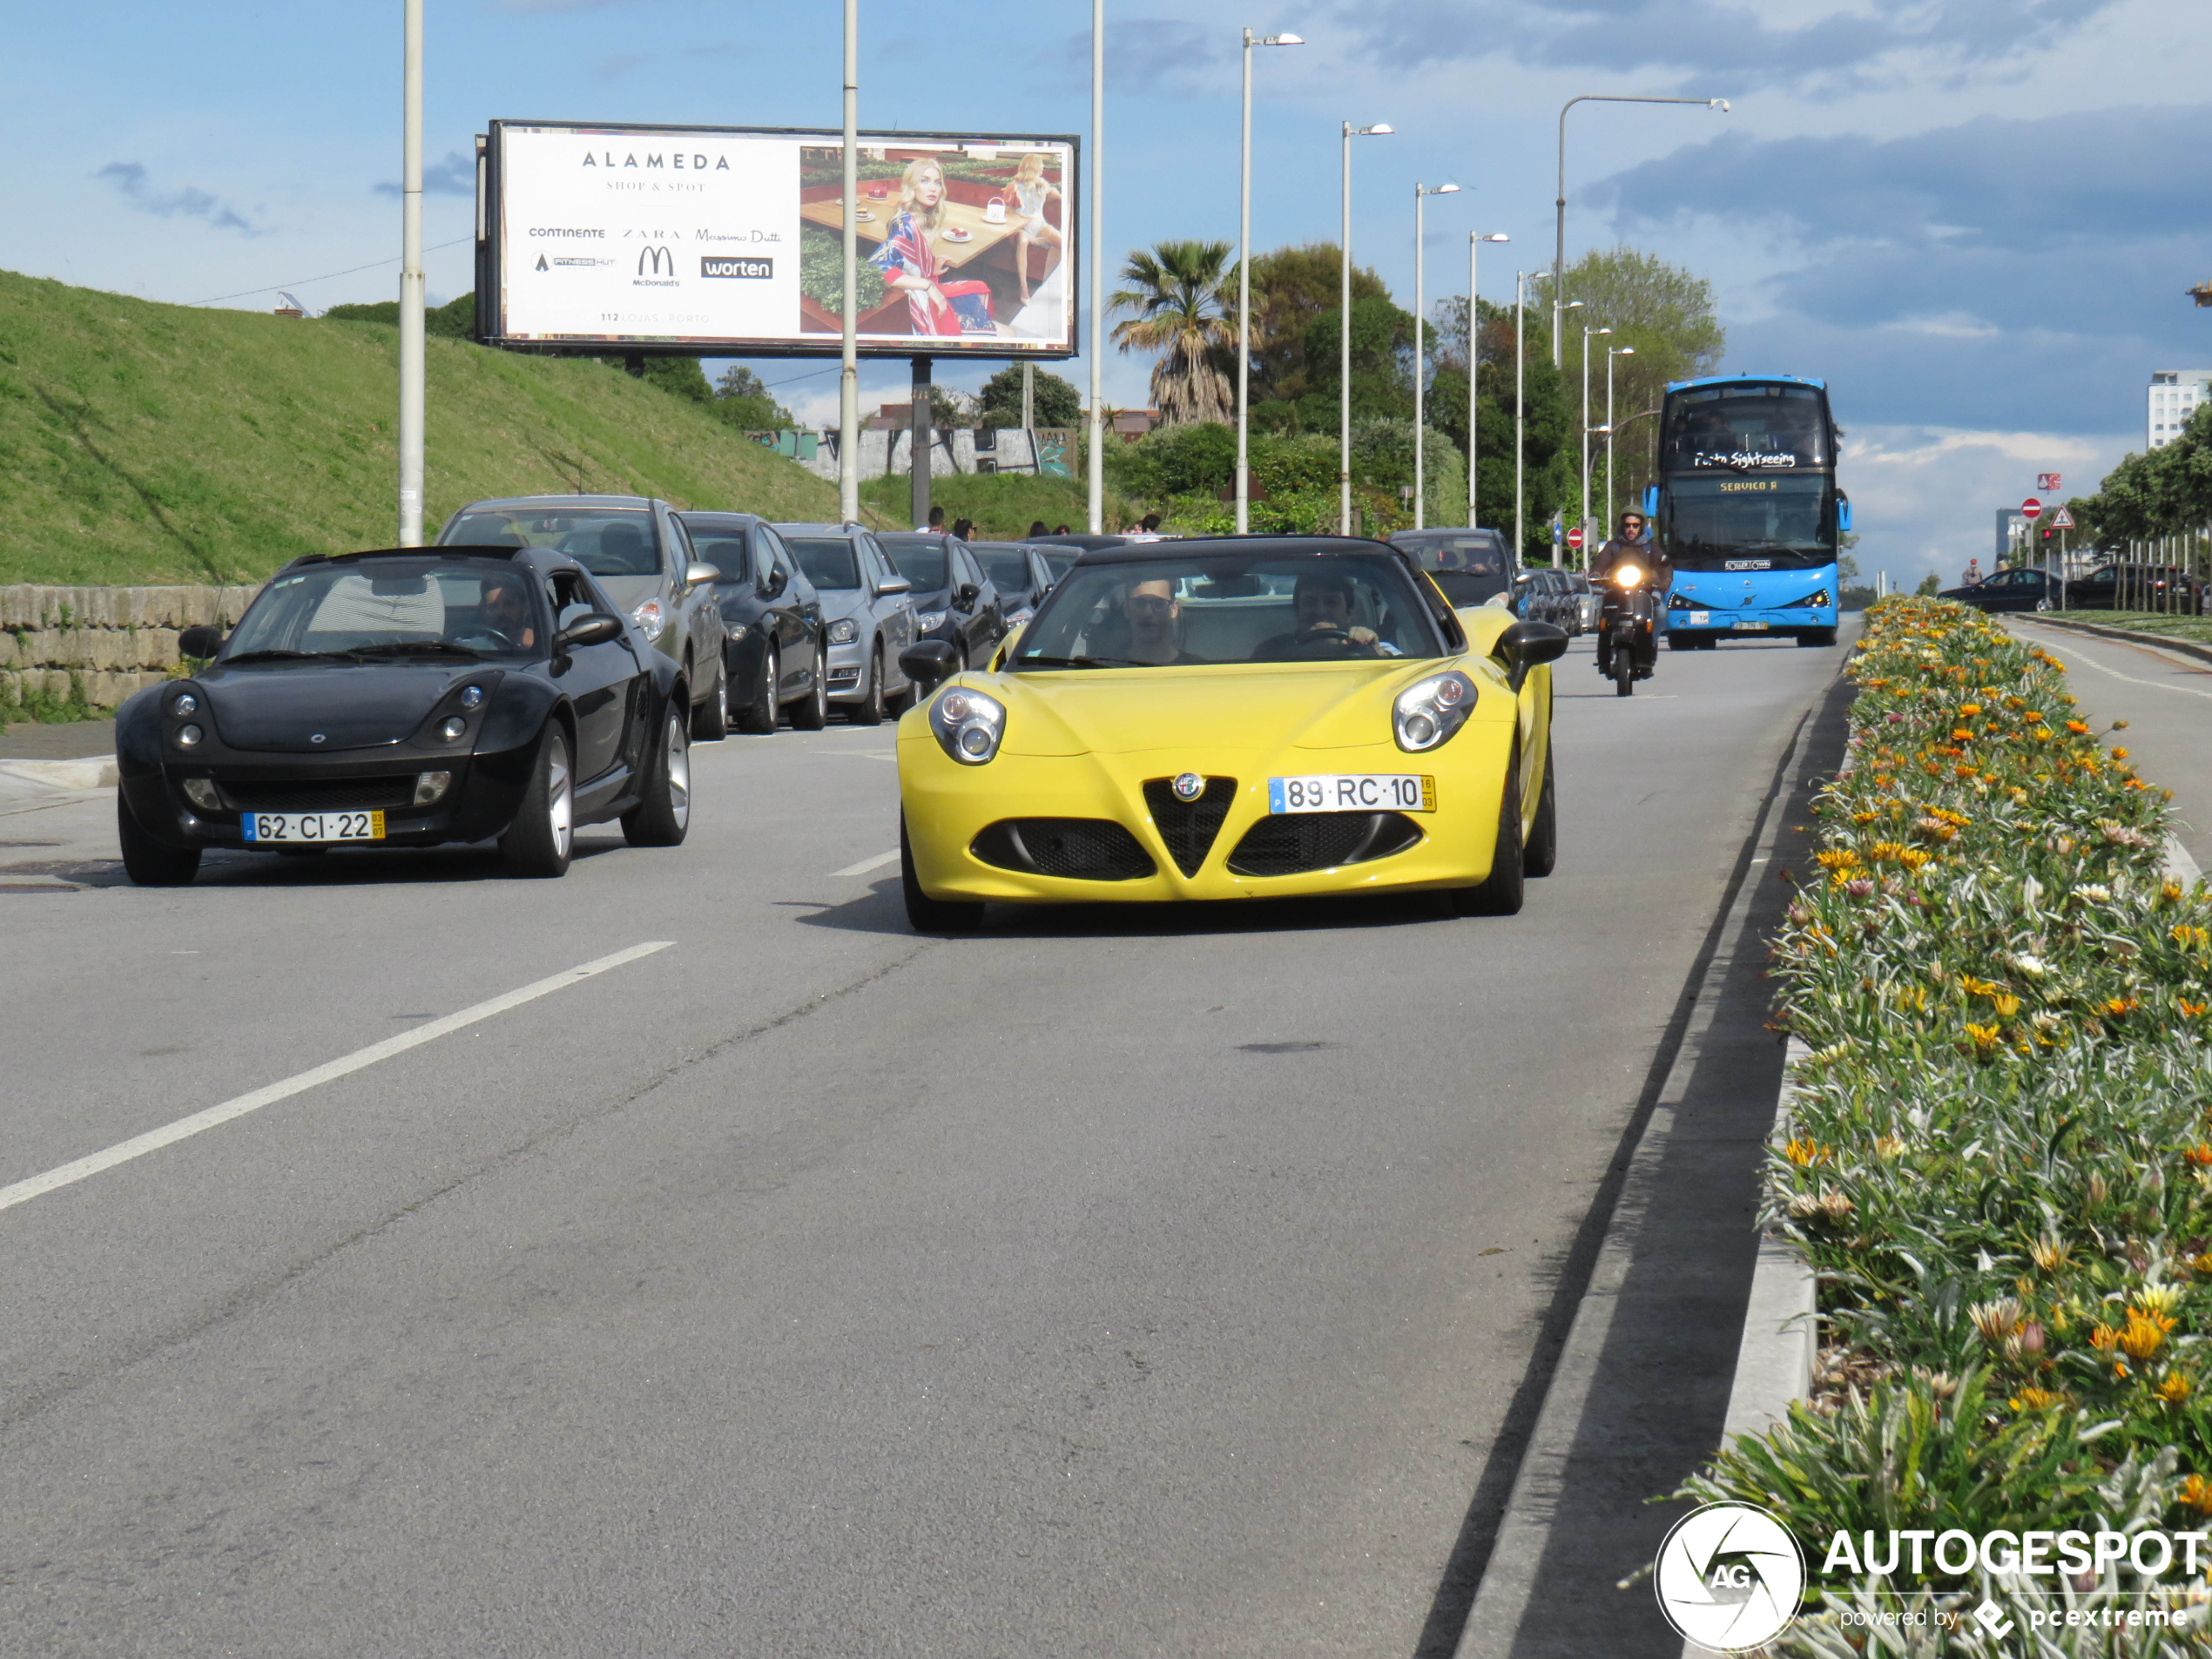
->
[[1252, 570, 1381, 659], [1120, 577, 1206, 664]]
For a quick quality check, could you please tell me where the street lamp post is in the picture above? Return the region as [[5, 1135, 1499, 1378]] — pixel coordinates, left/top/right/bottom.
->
[[1552, 94, 1728, 368], [838, 0, 859, 523], [1411, 182, 1460, 533], [397, 0, 424, 545], [1238, 29, 1304, 534], [1606, 344, 1634, 529], [1088, 0, 1103, 533], [1466, 232, 1508, 529], [1581, 324, 1609, 568], [1341, 121, 1393, 536]]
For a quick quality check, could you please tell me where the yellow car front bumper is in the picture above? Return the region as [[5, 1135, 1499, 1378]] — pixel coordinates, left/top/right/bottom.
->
[[898, 726, 1518, 905]]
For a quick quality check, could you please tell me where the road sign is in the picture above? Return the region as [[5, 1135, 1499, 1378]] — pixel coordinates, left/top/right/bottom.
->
[[1567, 526, 1585, 550], [2051, 506, 2075, 529], [2037, 472, 2062, 493], [2020, 497, 2042, 520]]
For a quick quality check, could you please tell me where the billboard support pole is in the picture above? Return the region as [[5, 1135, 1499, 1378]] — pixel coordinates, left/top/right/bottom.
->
[[910, 356, 932, 532], [1087, 0, 1103, 535], [839, 0, 860, 525], [397, 0, 425, 546]]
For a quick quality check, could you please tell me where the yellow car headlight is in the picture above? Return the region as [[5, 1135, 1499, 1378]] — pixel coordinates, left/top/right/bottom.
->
[[1393, 670, 1478, 753], [930, 687, 1006, 765]]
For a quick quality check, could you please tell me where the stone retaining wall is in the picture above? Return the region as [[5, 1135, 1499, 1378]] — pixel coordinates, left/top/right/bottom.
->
[[1, 585, 261, 711]]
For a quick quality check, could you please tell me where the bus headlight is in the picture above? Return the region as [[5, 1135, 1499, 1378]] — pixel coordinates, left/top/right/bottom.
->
[[1783, 589, 1833, 609]]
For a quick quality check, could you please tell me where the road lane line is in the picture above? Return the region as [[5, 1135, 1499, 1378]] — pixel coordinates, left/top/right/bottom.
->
[[0, 941, 674, 1217], [2013, 624, 2212, 701], [829, 849, 899, 878]]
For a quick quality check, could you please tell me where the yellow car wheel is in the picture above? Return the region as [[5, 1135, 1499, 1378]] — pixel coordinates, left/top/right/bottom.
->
[[901, 814, 983, 934], [1453, 753, 1524, 917]]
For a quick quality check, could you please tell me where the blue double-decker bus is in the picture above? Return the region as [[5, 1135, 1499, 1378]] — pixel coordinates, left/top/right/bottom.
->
[[1646, 376, 1847, 649]]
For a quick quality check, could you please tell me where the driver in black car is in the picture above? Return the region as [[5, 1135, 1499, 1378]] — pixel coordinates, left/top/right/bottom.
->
[[1253, 570, 1380, 658], [471, 573, 537, 650]]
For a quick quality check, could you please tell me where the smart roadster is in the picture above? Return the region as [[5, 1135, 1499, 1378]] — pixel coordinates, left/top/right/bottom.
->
[[893, 537, 1568, 931], [113, 545, 693, 885]]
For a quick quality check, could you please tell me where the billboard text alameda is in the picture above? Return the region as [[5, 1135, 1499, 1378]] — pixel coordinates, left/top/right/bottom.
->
[[482, 121, 1077, 359]]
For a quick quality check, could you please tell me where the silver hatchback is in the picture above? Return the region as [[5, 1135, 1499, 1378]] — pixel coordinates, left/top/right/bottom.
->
[[776, 523, 919, 725]]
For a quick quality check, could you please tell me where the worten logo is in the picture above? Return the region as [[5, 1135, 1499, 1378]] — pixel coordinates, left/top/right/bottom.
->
[[637, 246, 676, 278], [1654, 1502, 1804, 1651], [702, 255, 772, 280]]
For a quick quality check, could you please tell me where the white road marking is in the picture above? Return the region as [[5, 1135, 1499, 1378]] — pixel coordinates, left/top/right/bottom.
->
[[0, 940, 674, 1217], [2014, 625, 2212, 701], [830, 849, 900, 878]]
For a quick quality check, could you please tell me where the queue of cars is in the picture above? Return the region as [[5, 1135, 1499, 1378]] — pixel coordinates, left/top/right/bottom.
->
[[1939, 561, 2209, 615]]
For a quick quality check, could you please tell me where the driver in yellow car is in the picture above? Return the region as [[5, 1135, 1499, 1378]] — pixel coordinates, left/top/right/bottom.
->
[[1251, 570, 1381, 658]]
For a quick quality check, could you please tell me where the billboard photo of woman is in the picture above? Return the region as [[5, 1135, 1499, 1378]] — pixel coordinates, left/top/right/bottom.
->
[[870, 158, 1004, 338]]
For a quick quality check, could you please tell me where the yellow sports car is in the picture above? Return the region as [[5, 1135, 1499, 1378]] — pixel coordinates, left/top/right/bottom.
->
[[893, 537, 1568, 931]]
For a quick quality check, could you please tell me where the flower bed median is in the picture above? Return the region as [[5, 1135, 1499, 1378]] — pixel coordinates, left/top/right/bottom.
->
[[1681, 597, 2212, 1649]]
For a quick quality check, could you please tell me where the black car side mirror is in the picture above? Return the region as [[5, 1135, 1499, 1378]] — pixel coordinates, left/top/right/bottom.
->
[[759, 567, 788, 601], [955, 583, 980, 608], [900, 639, 961, 697], [1494, 620, 1569, 691], [178, 624, 224, 659], [556, 612, 624, 650]]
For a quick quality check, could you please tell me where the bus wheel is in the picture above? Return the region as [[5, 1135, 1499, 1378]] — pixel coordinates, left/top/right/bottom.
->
[[1797, 628, 1838, 647]]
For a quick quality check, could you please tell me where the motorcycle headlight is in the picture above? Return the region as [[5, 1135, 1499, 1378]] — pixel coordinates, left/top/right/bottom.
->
[[1393, 670, 1478, 753], [631, 597, 664, 636], [916, 610, 948, 633], [1613, 563, 1643, 589], [827, 617, 860, 645], [929, 687, 1005, 765]]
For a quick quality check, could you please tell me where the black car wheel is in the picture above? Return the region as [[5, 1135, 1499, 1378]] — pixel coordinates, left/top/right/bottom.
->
[[1453, 757, 1525, 917], [849, 644, 887, 725], [1523, 745, 1558, 879], [623, 702, 692, 846], [791, 643, 829, 731], [691, 659, 730, 742], [117, 792, 200, 886], [901, 814, 982, 933], [737, 644, 779, 734], [500, 722, 574, 878]]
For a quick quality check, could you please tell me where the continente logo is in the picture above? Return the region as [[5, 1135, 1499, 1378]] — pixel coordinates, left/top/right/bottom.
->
[[1654, 1502, 1805, 1651]]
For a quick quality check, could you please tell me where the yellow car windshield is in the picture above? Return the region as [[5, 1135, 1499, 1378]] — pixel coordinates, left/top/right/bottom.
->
[[1010, 555, 1447, 669]]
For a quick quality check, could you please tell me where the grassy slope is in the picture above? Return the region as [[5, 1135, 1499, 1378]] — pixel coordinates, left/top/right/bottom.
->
[[0, 267, 848, 586], [859, 471, 1141, 538]]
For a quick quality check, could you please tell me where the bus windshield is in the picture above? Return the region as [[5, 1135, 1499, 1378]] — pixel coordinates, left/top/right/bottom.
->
[[1666, 476, 1834, 570], [1662, 385, 1830, 473]]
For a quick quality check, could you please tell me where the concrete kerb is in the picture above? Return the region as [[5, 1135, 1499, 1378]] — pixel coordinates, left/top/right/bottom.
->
[[1452, 693, 1828, 1659], [2022, 614, 2212, 671]]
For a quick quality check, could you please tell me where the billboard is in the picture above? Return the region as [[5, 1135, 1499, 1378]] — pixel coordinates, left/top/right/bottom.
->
[[481, 121, 1077, 359]]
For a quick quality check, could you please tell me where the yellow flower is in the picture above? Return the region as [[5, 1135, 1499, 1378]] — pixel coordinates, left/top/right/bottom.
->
[[2029, 1235, 2072, 1273], [2113, 746, 2131, 760], [1961, 975, 2004, 997], [2172, 924, 2210, 951], [2182, 1475, 2212, 1516], [2119, 1308, 2176, 1362], [2102, 996, 2140, 1018], [1966, 1022, 2003, 1053], [1873, 1135, 1907, 1161], [2010, 1386, 2066, 1412], [1783, 1138, 1833, 1167], [1815, 848, 1861, 870], [2160, 1373, 2193, 1405], [1960, 704, 1983, 716], [1992, 994, 2021, 1018], [2067, 719, 2090, 735]]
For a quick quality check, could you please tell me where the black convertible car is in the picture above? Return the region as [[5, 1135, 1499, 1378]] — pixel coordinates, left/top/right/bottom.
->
[[114, 546, 693, 885]]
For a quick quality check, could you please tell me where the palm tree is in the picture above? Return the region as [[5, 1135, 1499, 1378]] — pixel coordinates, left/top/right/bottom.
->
[[1109, 240, 1235, 426]]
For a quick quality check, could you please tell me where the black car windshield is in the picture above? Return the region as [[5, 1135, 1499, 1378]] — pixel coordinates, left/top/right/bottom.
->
[[442, 506, 661, 577], [880, 536, 949, 593], [1391, 533, 1503, 577], [683, 530, 752, 584], [226, 559, 547, 659], [972, 547, 1035, 593], [1040, 552, 1078, 582], [1011, 554, 1446, 668], [786, 537, 861, 590]]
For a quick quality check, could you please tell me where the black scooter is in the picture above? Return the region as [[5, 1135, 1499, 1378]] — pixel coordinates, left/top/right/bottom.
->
[[1595, 560, 1659, 698]]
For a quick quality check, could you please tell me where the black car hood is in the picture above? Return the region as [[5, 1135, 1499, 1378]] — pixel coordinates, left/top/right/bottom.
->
[[200, 660, 483, 752]]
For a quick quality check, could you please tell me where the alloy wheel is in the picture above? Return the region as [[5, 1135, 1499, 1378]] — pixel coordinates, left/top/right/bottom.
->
[[665, 711, 691, 831], [549, 745, 573, 860]]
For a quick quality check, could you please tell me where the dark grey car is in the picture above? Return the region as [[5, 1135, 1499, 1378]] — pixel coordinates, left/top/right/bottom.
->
[[775, 523, 918, 725], [438, 494, 731, 738]]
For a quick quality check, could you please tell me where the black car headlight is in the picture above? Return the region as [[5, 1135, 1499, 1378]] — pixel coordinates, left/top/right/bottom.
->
[[1782, 589, 1833, 609], [827, 618, 860, 645], [1393, 670, 1478, 753], [181, 777, 223, 810], [413, 676, 499, 750], [929, 687, 1005, 765]]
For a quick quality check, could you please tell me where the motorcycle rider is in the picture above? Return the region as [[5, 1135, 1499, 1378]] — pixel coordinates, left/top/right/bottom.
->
[[1590, 512, 1665, 678]]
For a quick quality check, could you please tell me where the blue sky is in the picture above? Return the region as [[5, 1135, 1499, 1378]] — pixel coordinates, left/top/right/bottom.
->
[[4, 0, 2207, 583]]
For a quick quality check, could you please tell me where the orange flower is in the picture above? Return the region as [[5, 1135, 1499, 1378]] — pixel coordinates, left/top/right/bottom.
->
[[2103, 996, 2140, 1018], [2183, 1475, 2212, 1516], [2067, 720, 2090, 735], [2183, 1145, 2212, 1168], [1783, 1138, 1834, 1167], [2119, 1308, 2176, 1362], [2010, 1387, 2066, 1412], [2182, 1001, 2210, 1019]]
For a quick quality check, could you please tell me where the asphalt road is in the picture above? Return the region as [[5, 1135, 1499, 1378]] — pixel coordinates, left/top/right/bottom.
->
[[0, 631, 1843, 1658]]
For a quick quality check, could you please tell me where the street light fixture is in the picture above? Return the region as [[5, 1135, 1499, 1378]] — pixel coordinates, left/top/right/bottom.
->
[[1552, 95, 1727, 368], [1581, 323, 1609, 568], [1466, 232, 1508, 530], [1341, 121, 1393, 536], [1606, 344, 1634, 529], [1411, 182, 1461, 533], [1237, 29, 1305, 534], [1088, 0, 1104, 532]]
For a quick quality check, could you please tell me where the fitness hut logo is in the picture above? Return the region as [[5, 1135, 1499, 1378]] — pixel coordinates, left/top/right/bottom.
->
[[1654, 1502, 1804, 1651], [701, 255, 772, 280]]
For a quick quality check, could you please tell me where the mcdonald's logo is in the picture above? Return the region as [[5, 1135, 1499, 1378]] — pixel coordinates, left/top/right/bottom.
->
[[636, 245, 675, 277]]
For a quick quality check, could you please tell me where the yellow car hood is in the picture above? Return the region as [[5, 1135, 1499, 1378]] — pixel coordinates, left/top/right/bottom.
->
[[989, 658, 1507, 757]]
